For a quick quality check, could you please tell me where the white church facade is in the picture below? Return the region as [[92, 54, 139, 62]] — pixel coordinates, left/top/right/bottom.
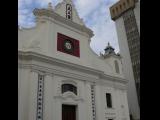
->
[[18, 0, 130, 120]]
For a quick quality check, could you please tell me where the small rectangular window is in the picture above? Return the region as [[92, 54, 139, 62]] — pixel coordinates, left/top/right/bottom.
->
[[106, 93, 112, 108], [108, 119, 113, 120]]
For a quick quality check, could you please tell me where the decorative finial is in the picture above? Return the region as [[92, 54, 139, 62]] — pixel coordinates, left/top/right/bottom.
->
[[48, 2, 53, 10], [108, 42, 110, 46]]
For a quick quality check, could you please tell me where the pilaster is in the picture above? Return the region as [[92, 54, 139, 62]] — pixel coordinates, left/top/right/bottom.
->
[[28, 71, 39, 120], [43, 75, 54, 120], [18, 68, 30, 120]]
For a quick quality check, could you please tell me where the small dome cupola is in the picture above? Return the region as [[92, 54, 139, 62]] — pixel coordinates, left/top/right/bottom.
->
[[100, 42, 123, 74], [100, 42, 121, 59], [104, 42, 116, 56]]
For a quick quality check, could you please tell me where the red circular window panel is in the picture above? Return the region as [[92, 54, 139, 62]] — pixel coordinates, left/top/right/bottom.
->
[[57, 33, 80, 57]]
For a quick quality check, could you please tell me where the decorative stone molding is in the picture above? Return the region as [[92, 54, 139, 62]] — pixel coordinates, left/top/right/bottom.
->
[[56, 91, 83, 101], [19, 63, 128, 90], [110, 0, 136, 20], [30, 69, 47, 76], [18, 51, 128, 84], [54, 79, 84, 102], [37, 15, 89, 38], [91, 84, 96, 120], [54, 92, 84, 102], [105, 112, 116, 115], [33, 8, 94, 37], [61, 79, 77, 87], [105, 112, 116, 120], [36, 74, 45, 120]]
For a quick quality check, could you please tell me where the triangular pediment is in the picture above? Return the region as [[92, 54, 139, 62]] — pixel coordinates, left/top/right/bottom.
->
[[54, 0, 85, 25]]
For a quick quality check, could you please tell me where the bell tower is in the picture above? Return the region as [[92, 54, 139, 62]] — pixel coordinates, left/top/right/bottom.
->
[[100, 42, 123, 75], [66, 3, 72, 20]]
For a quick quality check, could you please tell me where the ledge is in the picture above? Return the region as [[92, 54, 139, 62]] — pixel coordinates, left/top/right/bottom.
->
[[18, 50, 128, 84], [110, 0, 135, 21]]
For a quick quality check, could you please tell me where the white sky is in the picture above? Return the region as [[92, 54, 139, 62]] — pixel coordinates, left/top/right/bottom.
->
[[18, 0, 119, 55]]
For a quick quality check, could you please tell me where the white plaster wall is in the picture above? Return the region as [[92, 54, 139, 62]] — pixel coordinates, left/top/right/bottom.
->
[[87, 47, 125, 79], [43, 75, 54, 120], [95, 84, 104, 120], [94, 83, 130, 120], [18, 29, 23, 50], [18, 27, 41, 51], [28, 71, 38, 120], [88, 48, 114, 76], [18, 68, 31, 120], [18, 67, 21, 120], [113, 88, 121, 120], [115, 17, 140, 119], [102, 86, 116, 120], [104, 56, 123, 76], [123, 90, 130, 120], [18, 69, 41, 120], [18, 67, 21, 106]]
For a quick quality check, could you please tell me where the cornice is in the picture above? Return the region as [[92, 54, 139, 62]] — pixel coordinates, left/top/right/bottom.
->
[[18, 51, 102, 75], [18, 51, 128, 84], [33, 8, 94, 38], [103, 53, 122, 59], [19, 63, 99, 83], [38, 16, 89, 38], [54, 92, 84, 102], [110, 0, 136, 21]]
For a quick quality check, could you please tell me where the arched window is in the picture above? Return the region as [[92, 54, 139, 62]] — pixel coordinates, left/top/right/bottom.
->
[[66, 4, 72, 20], [114, 60, 120, 74], [62, 84, 77, 95]]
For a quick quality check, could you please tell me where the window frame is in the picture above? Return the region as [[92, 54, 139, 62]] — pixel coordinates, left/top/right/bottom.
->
[[106, 93, 112, 108], [62, 83, 77, 95]]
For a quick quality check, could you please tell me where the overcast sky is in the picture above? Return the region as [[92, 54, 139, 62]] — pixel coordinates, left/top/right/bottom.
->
[[18, 0, 119, 55]]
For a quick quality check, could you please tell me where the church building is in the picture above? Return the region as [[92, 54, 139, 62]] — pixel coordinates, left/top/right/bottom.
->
[[18, 0, 130, 120]]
